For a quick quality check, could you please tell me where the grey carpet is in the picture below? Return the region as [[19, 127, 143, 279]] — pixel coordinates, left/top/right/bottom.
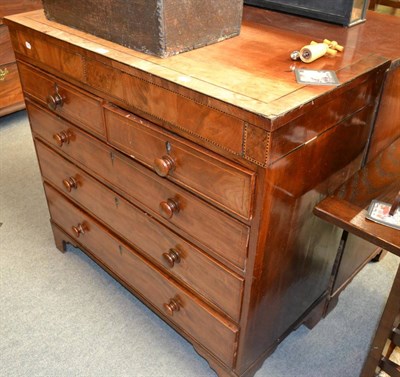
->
[[1, 110, 399, 377]]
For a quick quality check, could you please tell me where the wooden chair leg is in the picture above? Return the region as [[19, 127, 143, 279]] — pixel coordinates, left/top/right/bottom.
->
[[369, 0, 378, 10], [360, 265, 400, 377]]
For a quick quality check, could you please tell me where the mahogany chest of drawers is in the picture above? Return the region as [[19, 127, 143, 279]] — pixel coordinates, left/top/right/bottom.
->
[[5, 7, 392, 377]]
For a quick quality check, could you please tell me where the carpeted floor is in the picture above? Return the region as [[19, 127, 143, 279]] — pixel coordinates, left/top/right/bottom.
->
[[1, 110, 399, 377]]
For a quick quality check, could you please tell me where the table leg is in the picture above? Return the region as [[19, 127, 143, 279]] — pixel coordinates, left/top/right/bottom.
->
[[360, 263, 400, 376]]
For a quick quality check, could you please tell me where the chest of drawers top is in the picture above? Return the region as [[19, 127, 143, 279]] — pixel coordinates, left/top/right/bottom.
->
[[4, 8, 390, 168]]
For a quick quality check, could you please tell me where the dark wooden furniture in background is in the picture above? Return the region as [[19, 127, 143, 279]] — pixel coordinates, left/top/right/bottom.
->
[[244, 0, 369, 26], [4, 7, 399, 377], [315, 139, 400, 377], [369, 0, 400, 14], [0, 0, 41, 117]]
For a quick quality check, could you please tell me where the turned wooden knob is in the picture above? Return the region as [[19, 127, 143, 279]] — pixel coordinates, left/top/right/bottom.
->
[[53, 130, 71, 147], [62, 177, 78, 192], [46, 92, 64, 111], [154, 155, 175, 177], [162, 248, 181, 268], [164, 298, 180, 316], [159, 198, 180, 219], [72, 223, 86, 238]]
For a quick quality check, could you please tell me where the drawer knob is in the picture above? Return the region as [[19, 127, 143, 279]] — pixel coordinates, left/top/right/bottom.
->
[[53, 130, 71, 147], [154, 155, 175, 177], [46, 92, 64, 111], [162, 248, 181, 268], [159, 198, 180, 219], [164, 298, 180, 316], [72, 223, 87, 238], [62, 177, 78, 192]]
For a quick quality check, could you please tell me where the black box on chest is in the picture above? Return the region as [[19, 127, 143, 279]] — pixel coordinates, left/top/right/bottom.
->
[[42, 0, 243, 58], [244, 0, 368, 26]]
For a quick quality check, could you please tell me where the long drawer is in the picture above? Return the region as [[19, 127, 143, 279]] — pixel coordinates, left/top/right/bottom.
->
[[18, 61, 106, 139], [28, 101, 250, 269], [104, 104, 255, 220], [44, 183, 238, 367], [36, 140, 244, 321]]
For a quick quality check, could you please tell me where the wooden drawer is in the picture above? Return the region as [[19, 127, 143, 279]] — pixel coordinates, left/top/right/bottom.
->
[[28, 102, 250, 269], [18, 62, 105, 138], [9, 26, 84, 81], [104, 104, 255, 220], [44, 183, 239, 367], [36, 140, 244, 321]]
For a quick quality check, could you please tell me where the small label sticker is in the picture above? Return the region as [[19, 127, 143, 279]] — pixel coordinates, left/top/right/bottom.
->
[[95, 48, 109, 54], [25, 41, 32, 50], [177, 76, 191, 83], [295, 68, 340, 86], [366, 200, 400, 230]]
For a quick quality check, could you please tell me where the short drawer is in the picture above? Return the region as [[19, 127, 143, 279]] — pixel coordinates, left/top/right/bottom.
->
[[104, 104, 255, 220], [29, 102, 249, 269], [36, 140, 244, 321], [45, 183, 239, 367], [18, 61, 105, 138]]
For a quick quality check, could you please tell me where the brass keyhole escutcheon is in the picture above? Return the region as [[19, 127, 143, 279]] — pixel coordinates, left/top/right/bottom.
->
[[0, 68, 9, 81]]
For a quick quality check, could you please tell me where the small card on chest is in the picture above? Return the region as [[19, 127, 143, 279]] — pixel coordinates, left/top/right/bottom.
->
[[295, 69, 340, 85], [366, 200, 400, 230]]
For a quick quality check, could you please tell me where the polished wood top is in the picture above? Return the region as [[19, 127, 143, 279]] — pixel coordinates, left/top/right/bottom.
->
[[243, 8, 400, 64], [4, 7, 396, 128]]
